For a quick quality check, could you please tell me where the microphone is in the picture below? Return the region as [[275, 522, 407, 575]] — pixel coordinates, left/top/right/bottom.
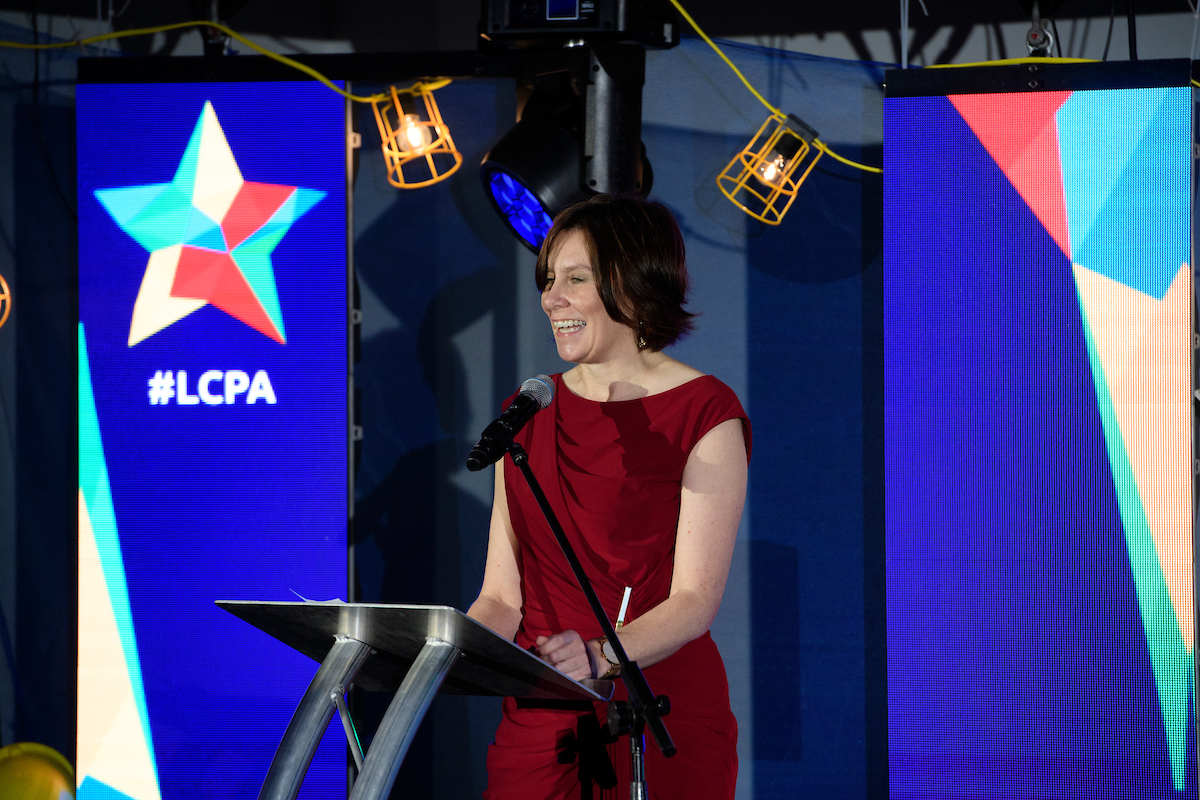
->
[[466, 375, 555, 471]]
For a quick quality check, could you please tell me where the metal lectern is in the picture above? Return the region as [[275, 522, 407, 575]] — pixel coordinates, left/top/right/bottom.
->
[[217, 601, 608, 800]]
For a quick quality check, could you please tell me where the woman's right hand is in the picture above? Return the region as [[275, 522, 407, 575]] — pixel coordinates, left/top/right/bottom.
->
[[535, 630, 600, 681]]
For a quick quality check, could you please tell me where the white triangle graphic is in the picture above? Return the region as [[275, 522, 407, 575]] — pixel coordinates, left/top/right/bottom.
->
[[127, 245, 207, 347], [1072, 262, 1193, 649], [191, 101, 244, 224], [77, 491, 162, 800]]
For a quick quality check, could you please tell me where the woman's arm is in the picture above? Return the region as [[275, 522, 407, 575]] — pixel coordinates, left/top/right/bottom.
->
[[536, 417, 748, 679], [466, 459, 525, 641]]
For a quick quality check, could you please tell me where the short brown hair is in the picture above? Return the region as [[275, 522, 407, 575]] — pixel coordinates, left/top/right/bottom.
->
[[535, 194, 695, 351]]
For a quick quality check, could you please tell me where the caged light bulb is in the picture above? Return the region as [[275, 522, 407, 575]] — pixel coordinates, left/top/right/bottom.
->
[[753, 131, 803, 190], [398, 113, 434, 153], [756, 153, 787, 187]]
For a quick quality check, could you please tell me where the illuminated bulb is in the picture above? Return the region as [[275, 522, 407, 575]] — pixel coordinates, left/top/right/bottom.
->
[[754, 129, 804, 190], [757, 153, 787, 187], [398, 113, 434, 153]]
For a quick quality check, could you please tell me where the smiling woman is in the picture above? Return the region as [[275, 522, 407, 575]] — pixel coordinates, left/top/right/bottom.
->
[[467, 194, 752, 800]]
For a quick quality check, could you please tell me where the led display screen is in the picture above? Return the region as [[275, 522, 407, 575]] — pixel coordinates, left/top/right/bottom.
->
[[77, 80, 350, 800], [884, 73, 1194, 798]]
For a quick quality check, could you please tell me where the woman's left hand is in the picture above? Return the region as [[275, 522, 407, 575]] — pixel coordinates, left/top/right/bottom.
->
[[535, 630, 597, 681]]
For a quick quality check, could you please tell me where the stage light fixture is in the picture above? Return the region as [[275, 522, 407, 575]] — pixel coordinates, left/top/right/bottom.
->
[[481, 112, 654, 251], [371, 81, 462, 189], [717, 112, 823, 226], [481, 46, 653, 250], [481, 97, 590, 250]]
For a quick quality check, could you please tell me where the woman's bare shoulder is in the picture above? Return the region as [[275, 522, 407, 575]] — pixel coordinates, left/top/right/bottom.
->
[[649, 356, 705, 392]]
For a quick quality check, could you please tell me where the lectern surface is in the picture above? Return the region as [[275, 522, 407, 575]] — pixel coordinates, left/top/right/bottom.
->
[[217, 601, 606, 701]]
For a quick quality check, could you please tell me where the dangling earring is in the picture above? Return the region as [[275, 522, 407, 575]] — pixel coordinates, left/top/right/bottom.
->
[[637, 321, 647, 350]]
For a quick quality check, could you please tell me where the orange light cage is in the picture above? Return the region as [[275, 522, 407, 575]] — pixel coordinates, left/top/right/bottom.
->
[[716, 112, 823, 226], [372, 81, 463, 189], [0, 271, 9, 331]]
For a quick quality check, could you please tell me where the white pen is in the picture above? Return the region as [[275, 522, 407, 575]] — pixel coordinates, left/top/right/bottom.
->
[[615, 586, 632, 629]]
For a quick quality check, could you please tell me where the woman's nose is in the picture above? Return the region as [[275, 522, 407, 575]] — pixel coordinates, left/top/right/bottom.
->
[[541, 284, 565, 310]]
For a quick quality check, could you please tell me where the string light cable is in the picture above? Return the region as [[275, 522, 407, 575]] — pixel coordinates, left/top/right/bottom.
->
[[0, 19, 454, 105], [665, 0, 882, 175], [925, 56, 1096, 68]]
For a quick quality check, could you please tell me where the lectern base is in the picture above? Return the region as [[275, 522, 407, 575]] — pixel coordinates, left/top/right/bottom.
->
[[259, 635, 371, 800], [219, 602, 605, 800], [349, 638, 460, 800]]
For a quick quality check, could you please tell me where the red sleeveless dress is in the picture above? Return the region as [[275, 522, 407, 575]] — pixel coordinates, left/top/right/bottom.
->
[[483, 373, 751, 800]]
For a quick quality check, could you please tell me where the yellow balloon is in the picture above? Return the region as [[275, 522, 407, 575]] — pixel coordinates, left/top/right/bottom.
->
[[0, 742, 75, 800]]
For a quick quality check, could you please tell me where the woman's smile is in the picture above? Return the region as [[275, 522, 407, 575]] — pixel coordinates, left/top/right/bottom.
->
[[552, 319, 587, 335]]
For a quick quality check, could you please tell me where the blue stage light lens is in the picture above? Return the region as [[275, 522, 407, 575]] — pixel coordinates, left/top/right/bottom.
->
[[487, 170, 554, 249]]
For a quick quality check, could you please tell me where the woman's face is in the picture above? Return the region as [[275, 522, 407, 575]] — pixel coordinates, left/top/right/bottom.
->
[[540, 229, 637, 365]]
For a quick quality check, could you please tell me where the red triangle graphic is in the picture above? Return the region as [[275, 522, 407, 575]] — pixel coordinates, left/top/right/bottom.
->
[[222, 182, 295, 250], [171, 247, 230, 299], [172, 246, 284, 343], [949, 91, 1072, 260]]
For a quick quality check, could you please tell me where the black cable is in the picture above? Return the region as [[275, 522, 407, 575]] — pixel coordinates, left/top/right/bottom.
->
[[1102, 0, 1115, 60], [0, 596, 25, 741], [27, 3, 78, 223], [1127, 0, 1137, 60], [29, 1, 37, 85], [992, 21, 1008, 59], [1050, 16, 1062, 57]]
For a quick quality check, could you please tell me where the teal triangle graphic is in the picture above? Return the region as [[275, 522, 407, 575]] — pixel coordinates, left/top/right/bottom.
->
[[108, 184, 194, 253], [182, 207, 227, 252], [78, 323, 159, 774], [78, 776, 138, 800], [278, 186, 325, 224], [230, 241, 286, 341], [1073, 293, 1193, 790], [1058, 87, 1172, 257], [1064, 88, 1189, 299], [170, 105, 209, 194], [94, 183, 171, 229]]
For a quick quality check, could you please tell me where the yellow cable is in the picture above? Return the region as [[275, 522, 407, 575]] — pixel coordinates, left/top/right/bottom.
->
[[9, 11, 880, 174], [665, 0, 881, 175], [816, 140, 882, 174], [0, 20, 453, 104], [926, 56, 1098, 68], [665, 0, 781, 118]]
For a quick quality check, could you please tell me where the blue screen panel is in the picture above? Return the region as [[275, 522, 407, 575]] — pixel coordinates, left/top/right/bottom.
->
[[76, 81, 349, 800], [546, 0, 579, 20], [884, 85, 1194, 798]]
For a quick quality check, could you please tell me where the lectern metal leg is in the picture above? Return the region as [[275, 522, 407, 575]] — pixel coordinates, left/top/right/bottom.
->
[[259, 635, 372, 800], [349, 637, 460, 800]]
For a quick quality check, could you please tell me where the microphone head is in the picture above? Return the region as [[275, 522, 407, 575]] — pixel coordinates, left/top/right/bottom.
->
[[520, 374, 555, 409]]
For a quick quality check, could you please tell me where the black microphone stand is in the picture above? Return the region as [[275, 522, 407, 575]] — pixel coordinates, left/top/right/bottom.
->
[[506, 441, 675, 798]]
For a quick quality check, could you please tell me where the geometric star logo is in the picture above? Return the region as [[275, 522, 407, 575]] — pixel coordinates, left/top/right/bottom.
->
[[94, 101, 325, 346]]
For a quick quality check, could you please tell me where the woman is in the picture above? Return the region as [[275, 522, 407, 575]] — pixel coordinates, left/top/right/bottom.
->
[[468, 194, 750, 800]]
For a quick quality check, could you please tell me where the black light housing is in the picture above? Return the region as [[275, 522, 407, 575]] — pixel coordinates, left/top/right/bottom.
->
[[480, 44, 653, 251], [481, 73, 589, 250]]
